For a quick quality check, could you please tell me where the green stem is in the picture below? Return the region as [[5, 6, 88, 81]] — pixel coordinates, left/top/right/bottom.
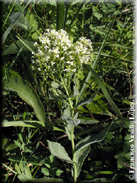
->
[[2, 163, 17, 175], [60, 76, 74, 116], [71, 126, 77, 182], [60, 75, 76, 181]]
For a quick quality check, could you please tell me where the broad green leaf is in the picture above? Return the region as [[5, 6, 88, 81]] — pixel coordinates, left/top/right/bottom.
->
[[2, 120, 45, 128], [76, 122, 112, 152], [47, 140, 73, 164], [74, 145, 91, 179], [83, 64, 124, 119], [9, 12, 30, 30], [3, 39, 35, 56], [3, 76, 45, 123]]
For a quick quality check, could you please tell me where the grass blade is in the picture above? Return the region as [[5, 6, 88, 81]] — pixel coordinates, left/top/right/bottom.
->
[[2, 12, 21, 44], [2, 0, 17, 29], [16, 35, 34, 52], [68, 0, 87, 30], [63, 1, 70, 29], [2, 120, 45, 128], [77, 18, 116, 103], [83, 64, 124, 119], [3, 39, 35, 56], [56, 1, 64, 30], [2, 47, 24, 82]]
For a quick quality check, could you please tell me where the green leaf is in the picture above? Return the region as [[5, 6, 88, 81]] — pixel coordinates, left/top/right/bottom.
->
[[25, 13, 38, 32], [76, 122, 112, 152], [83, 64, 124, 119], [78, 118, 99, 124], [41, 167, 49, 176], [73, 85, 79, 96], [9, 12, 30, 30], [3, 39, 35, 56], [2, 12, 22, 44], [74, 145, 91, 179], [53, 126, 65, 132], [65, 125, 74, 140], [18, 174, 63, 182], [51, 81, 60, 89], [3, 76, 45, 123], [62, 115, 80, 126], [15, 2, 23, 12], [2, 66, 22, 78], [92, 5, 103, 20], [2, 120, 45, 128], [47, 140, 73, 164], [56, 1, 64, 30], [24, 164, 32, 178], [16, 35, 34, 52], [78, 18, 116, 102], [86, 94, 111, 115], [98, 171, 113, 174], [75, 91, 97, 109], [49, 90, 70, 106], [56, 169, 63, 176]]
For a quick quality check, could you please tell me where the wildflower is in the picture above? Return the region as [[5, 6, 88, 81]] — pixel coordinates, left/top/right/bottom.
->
[[31, 29, 93, 79]]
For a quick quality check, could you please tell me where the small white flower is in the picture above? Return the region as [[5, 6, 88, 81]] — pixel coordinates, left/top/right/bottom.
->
[[34, 42, 38, 46], [31, 28, 93, 76]]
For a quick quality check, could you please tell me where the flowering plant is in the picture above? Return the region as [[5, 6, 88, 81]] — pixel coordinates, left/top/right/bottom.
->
[[31, 29, 96, 182], [31, 29, 93, 80]]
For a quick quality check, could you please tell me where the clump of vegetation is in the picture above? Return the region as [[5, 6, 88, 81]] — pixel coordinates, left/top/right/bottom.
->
[[2, 0, 134, 183]]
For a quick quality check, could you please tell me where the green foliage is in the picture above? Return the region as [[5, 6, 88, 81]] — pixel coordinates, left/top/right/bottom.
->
[[2, 1, 134, 183], [47, 140, 73, 163], [3, 75, 45, 122]]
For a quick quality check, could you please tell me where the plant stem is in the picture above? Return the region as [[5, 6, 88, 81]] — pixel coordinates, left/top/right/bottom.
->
[[60, 76, 74, 116], [60, 74, 77, 181], [71, 126, 77, 182]]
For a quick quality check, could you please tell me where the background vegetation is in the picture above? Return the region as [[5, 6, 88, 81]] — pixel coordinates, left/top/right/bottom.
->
[[2, 0, 134, 182]]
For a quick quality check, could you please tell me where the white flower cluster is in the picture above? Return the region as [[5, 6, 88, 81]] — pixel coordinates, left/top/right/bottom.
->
[[31, 29, 93, 78]]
